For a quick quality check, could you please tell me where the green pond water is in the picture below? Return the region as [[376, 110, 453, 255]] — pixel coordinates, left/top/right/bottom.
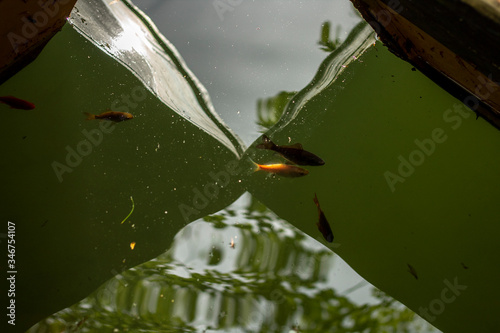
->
[[2, 1, 500, 333]]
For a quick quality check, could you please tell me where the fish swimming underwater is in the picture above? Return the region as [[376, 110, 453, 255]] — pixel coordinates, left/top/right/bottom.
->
[[253, 161, 309, 178], [84, 110, 133, 122], [313, 193, 333, 242], [0, 96, 35, 110], [256, 135, 325, 166], [407, 263, 418, 280]]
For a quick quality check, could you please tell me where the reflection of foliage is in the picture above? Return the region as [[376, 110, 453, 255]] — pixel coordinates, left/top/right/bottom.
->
[[203, 214, 226, 227], [257, 91, 297, 130], [318, 21, 342, 52], [30, 195, 435, 333], [245, 194, 269, 215]]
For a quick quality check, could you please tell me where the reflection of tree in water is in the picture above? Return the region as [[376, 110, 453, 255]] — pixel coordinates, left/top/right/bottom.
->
[[30, 195, 433, 332], [318, 21, 342, 53], [256, 20, 349, 133], [257, 91, 297, 131]]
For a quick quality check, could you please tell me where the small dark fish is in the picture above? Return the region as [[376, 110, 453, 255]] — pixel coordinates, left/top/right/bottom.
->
[[256, 135, 325, 166], [84, 110, 133, 122], [461, 262, 469, 270], [253, 161, 309, 177], [407, 263, 418, 280], [0, 95, 35, 110], [313, 193, 333, 242]]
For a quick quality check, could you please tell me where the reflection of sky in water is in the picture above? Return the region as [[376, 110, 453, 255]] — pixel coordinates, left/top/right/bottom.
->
[[132, 0, 362, 146]]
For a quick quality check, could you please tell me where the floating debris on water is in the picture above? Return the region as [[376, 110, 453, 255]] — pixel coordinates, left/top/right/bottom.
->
[[121, 196, 135, 224]]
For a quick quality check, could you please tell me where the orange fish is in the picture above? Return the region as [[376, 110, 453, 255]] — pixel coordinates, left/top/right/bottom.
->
[[84, 110, 133, 122], [253, 161, 309, 177], [256, 135, 325, 166], [313, 193, 333, 242], [0, 95, 35, 110]]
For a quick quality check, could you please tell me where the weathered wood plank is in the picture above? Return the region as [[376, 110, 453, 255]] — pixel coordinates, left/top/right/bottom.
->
[[351, 0, 500, 128], [0, 0, 77, 84]]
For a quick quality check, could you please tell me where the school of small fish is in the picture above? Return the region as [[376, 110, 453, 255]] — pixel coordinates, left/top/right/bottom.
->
[[2, 93, 332, 244], [0, 95, 135, 123], [254, 135, 323, 178], [253, 135, 334, 242]]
